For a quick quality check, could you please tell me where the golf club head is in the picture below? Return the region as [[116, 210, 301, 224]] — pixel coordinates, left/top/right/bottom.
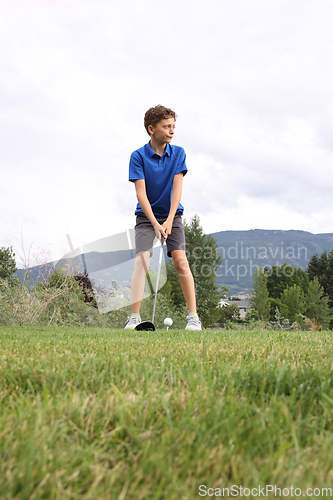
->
[[135, 321, 155, 331]]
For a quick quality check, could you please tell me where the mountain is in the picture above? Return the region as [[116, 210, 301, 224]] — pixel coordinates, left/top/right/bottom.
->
[[211, 229, 333, 296], [15, 229, 333, 299]]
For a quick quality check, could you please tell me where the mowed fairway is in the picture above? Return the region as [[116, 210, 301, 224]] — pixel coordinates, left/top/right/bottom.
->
[[1, 327, 333, 499]]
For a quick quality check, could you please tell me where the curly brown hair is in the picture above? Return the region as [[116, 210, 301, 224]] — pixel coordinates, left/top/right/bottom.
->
[[144, 105, 177, 136]]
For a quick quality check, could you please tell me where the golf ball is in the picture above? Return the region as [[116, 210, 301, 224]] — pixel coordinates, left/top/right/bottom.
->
[[164, 317, 173, 327]]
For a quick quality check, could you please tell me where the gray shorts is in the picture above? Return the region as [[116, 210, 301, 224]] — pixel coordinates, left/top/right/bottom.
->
[[135, 213, 186, 258]]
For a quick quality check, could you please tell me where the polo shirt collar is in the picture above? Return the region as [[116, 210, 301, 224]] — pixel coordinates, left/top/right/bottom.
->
[[164, 143, 171, 157], [146, 141, 171, 158]]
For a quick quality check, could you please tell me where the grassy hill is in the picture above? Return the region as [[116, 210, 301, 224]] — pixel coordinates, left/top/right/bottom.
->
[[211, 229, 333, 296]]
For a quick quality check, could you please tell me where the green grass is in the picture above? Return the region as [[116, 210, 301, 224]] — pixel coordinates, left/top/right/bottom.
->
[[1, 327, 333, 499]]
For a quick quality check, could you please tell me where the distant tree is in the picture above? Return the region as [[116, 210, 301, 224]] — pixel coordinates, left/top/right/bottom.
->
[[250, 267, 270, 321], [318, 251, 329, 293], [307, 249, 333, 310], [327, 250, 333, 310], [265, 263, 294, 299], [166, 214, 223, 327], [0, 247, 17, 285], [218, 302, 240, 323], [305, 277, 330, 326], [307, 253, 320, 281], [267, 297, 283, 322], [294, 267, 310, 296], [218, 285, 229, 299], [279, 284, 306, 324], [265, 263, 308, 299]]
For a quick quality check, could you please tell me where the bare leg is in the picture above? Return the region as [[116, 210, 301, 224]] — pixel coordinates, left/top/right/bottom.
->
[[131, 251, 150, 313], [171, 250, 197, 313]]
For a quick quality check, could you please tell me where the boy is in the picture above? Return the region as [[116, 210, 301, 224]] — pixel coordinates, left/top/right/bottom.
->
[[124, 105, 201, 331]]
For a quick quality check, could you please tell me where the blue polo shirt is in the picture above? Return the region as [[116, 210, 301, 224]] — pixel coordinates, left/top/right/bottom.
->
[[129, 142, 187, 217]]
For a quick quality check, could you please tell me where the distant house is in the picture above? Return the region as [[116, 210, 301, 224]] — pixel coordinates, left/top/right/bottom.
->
[[219, 297, 251, 320]]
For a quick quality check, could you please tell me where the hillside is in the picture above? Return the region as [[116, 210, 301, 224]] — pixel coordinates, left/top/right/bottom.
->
[[211, 229, 333, 296], [15, 229, 333, 298]]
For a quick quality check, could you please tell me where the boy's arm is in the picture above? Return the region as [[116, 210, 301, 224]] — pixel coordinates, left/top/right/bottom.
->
[[162, 173, 184, 237], [134, 180, 166, 240]]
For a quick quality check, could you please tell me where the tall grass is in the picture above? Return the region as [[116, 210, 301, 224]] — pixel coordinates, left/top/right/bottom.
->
[[1, 327, 333, 499], [0, 276, 188, 329]]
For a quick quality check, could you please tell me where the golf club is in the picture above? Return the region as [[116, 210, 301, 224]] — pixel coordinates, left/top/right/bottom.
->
[[135, 238, 165, 331]]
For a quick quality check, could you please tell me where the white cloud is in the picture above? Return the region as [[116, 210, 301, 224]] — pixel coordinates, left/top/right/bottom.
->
[[1, 0, 333, 262]]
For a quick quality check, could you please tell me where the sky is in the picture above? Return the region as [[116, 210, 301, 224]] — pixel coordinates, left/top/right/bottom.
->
[[1, 0, 333, 267]]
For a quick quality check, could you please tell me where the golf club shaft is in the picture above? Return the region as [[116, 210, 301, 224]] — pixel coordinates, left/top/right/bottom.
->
[[151, 239, 164, 324]]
